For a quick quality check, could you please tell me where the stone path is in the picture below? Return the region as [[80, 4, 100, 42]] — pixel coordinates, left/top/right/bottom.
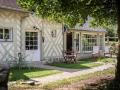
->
[[29, 63, 114, 85]]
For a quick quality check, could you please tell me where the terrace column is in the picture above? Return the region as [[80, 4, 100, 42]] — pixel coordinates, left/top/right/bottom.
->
[[72, 32, 76, 51], [97, 33, 100, 46], [63, 32, 67, 51], [80, 32, 83, 53], [103, 33, 106, 51]]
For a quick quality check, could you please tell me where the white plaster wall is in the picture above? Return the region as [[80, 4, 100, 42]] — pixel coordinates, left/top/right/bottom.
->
[[0, 9, 21, 62], [22, 14, 63, 61], [43, 20, 63, 60]]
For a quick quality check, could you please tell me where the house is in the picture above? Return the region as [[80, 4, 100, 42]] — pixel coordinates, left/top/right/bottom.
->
[[0, 0, 63, 64], [0, 0, 106, 64]]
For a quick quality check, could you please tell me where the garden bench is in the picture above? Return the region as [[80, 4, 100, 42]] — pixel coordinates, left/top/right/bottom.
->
[[104, 46, 112, 57]]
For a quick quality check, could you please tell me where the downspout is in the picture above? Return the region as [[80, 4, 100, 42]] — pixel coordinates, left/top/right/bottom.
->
[[62, 23, 65, 51], [41, 18, 45, 61]]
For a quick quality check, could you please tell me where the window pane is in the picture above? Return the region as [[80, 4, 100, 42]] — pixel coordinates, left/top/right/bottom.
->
[[0, 29, 3, 39], [26, 41, 29, 45], [82, 34, 97, 52], [4, 29, 10, 39], [26, 46, 29, 50], [30, 32, 33, 36], [26, 32, 29, 36], [34, 46, 38, 49], [26, 37, 30, 41], [34, 41, 38, 45], [30, 41, 34, 45], [30, 46, 34, 50], [0, 28, 3, 33]]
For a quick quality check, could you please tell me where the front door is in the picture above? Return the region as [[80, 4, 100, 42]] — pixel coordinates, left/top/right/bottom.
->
[[25, 31, 40, 61], [66, 32, 72, 51]]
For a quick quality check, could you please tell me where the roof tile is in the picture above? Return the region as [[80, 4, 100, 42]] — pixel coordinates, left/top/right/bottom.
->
[[0, 0, 22, 10]]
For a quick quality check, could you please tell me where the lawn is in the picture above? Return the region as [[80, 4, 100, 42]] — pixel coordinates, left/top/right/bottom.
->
[[50, 58, 115, 69], [9, 67, 115, 90], [50, 59, 103, 69], [9, 68, 61, 81]]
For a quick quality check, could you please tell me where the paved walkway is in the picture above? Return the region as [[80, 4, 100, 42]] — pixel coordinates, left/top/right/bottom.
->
[[29, 63, 114, 85]]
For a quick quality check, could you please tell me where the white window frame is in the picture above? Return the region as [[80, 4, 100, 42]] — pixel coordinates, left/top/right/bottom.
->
[[25, 31, 38, 50], [0, 27, 13, 42], [82, 34, 97, 52]]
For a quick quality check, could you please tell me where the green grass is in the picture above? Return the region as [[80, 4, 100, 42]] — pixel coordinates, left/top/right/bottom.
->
[[97, 57, 116, 63], [9, 68, 61, 81], [43, 67, 115, 89], [50, 59, 103, 69]]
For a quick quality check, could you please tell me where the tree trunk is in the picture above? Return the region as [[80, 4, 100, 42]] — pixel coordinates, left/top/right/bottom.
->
[[115, 0, 120, 82]]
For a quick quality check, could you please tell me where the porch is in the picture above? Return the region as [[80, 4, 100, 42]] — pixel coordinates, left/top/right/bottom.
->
[[63, 28, 106, 59]]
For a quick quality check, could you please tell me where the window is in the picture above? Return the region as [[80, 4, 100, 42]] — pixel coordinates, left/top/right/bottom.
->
[[0, 28, 12, 41], [76, 34, 79, 51], [82, 34, 97, 52], [25, 32, 38, 50]]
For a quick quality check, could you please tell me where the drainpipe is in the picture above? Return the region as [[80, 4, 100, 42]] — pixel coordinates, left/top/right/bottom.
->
[[41, 17, 45, 61], [62, 23, 64, 51]]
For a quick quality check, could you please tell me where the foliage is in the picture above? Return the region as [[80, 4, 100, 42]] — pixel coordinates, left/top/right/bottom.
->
[[17, 0, 117, 28], [17, 0, 120, 86]]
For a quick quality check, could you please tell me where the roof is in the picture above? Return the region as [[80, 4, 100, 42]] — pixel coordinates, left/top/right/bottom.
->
[[69, 27, 106, 33], [0, 0, 28, 12]]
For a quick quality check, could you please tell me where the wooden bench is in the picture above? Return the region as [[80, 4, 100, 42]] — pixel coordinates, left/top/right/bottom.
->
[[63, 51, 77, 63]]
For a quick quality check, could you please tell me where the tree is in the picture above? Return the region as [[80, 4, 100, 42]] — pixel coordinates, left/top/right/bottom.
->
[[18, 0, 120, 88]]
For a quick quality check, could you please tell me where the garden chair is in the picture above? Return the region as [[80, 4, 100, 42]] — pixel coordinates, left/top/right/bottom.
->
[[92, 46, 100, 58], [104, 46, 112, 57], [63, 50, 77, 63]]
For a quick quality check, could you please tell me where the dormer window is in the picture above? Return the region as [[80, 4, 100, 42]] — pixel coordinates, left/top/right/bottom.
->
[[0, 28, 13, 42]]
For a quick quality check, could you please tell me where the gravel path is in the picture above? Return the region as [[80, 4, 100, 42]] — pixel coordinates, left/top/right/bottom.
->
[[30, 63, 114, 85]]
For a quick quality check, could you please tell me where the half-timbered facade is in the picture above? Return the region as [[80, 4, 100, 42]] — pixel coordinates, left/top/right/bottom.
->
[[0, 0, 106, 64]]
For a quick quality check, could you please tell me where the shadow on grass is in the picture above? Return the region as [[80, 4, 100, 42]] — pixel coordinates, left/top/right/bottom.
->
[[50, 60, 101, 69], [9, 67, 59, 81]]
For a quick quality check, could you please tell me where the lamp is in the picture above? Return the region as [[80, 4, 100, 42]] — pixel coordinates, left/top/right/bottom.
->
[[33, 26, 39, 30], [51, 30, 56, 37]]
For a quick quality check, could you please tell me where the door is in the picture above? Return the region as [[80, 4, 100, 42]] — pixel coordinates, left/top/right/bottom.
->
[[25, 31, 40, 61], [66, 32, 72, 51], [76, 33, 80, 52]]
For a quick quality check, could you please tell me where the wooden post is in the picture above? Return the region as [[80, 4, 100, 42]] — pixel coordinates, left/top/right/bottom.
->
[[80, 32, 83, 53], [107, 36, 109, 44], [97, 33, 100, 46]]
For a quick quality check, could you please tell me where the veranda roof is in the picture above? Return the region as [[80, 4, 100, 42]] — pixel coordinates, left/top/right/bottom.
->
[[69, 27, 106, 33]]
